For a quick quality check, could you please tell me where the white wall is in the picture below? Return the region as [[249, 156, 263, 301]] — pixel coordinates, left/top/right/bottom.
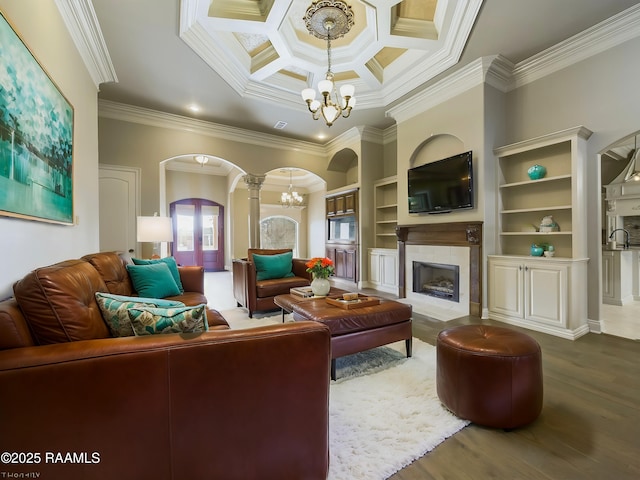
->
[[0, 1, 99, 299]]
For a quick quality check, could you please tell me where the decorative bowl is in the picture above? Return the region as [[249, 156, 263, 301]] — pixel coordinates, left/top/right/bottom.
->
[[530, 244, 544, 256], [527, 164, 547, 180]]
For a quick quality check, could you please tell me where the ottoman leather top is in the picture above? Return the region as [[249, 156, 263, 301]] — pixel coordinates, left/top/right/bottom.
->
[[438, 324, 540, 356], [292, 299, 412, 336]]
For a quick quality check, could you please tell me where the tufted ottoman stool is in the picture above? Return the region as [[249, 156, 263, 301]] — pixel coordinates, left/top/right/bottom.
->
[[436, 324, 543, 429]]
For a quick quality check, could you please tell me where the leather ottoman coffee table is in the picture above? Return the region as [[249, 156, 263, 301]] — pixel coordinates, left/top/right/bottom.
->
[[274, 287, 349, 322], [276, 294, 412, 380]]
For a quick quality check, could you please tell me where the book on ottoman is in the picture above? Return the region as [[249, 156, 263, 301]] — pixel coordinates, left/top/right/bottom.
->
[[290, 286, 314, 298]]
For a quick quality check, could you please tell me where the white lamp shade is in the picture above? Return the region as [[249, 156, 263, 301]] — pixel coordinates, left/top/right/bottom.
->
[[318, 79, 333, 95], [340, 84, 355, 98], [137, 216, 173, 242], [310, 99, 321, 111], [322, 105, 339, 125], [346, 96, 356, 108], [301, 88, 316, 101]]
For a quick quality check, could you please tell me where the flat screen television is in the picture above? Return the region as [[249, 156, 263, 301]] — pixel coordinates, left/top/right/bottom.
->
[[408, 151, 473, 214]]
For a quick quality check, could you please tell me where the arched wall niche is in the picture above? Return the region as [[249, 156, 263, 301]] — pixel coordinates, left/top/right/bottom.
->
[[328, 148, 358, 173], [409, 134, 465, 168]]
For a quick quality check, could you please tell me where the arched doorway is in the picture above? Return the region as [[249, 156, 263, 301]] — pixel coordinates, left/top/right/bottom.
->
[[170, 198, 224, 271]]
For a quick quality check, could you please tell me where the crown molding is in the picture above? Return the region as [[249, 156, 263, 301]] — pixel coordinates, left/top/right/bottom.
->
[[54, 0, 117, 87], [98, 100, 327, 157], [386, 56, 490, 123], [510, 3, 640, 90], [380, 0, 484, 106], [386, 3, 640, 122]]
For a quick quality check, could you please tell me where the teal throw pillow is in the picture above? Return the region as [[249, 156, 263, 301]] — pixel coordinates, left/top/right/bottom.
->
[[253, 252, 294, 281], [132, 256, 184, 293], [126, 263, 181, 298], [95, 292, 185, 337], [127, 304, 208, 336]]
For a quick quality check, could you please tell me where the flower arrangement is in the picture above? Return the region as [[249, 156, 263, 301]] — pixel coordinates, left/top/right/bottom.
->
[[305, 257, 334, 279]]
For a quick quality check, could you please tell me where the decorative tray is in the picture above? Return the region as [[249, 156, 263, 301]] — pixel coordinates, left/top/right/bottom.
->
[[325, 294, 380, 309]]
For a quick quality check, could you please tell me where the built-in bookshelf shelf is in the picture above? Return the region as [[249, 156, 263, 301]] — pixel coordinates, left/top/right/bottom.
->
[[374, 176, 398, 249]]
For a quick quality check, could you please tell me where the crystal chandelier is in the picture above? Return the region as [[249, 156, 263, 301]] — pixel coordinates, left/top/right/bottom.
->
[[301, 0, 355, 127], [281, 170, 304, 208]]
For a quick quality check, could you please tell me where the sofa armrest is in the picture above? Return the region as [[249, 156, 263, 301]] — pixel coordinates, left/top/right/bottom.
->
[[232, 258, 254, 309], [292, 258, 313, 280], [178, 265, 204, 293], [0, 322, 331, 479], [0, 298, 35, 350]]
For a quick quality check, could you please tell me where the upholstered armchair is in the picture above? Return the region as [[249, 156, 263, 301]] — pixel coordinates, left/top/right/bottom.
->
[[232, 249, 312, 317]]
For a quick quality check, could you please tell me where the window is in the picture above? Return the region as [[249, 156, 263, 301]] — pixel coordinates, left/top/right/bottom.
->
[[260, 216, 298, 257]]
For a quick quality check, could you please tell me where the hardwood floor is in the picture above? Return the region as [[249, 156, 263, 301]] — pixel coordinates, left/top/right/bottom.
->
[[207, 273, 639, 479], [390, 313, 640, 480]]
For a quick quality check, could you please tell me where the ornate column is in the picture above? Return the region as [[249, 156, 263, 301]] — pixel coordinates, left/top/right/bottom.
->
[[243, 174, 266, 248]]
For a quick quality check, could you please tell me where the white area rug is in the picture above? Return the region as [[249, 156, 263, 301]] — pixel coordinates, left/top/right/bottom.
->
[[219, 308, 469, 479]]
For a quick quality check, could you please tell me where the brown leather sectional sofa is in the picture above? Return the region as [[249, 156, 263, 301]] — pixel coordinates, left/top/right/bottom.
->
[[0, 252, 331, 480]]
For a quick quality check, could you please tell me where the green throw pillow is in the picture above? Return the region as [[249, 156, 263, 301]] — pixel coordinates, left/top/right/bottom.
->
[[95, 292, 185, 337], [132, 256, 184, 293], [127, 304, 208, 336], [253, 252, 295, 281], [126, 263, 181, 298]]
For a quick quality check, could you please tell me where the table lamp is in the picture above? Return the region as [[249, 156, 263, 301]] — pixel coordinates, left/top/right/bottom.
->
[[137, 213, 173, 259]]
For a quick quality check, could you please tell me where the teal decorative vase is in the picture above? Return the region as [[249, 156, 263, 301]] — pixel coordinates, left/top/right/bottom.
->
[[527, 164, 547, 180], [311, 276, 330, 296], [530, 244, 544, 257]]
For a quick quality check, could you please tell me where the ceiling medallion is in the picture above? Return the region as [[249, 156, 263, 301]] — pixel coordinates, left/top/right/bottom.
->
[[303, 0, 354, 40], [301, 0, 356, 127]]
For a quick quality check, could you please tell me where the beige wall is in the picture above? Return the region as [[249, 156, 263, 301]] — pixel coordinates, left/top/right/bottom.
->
[[0, 1, 99, 299], [166, 170, 229, 207], [395, 84, 486, 227]]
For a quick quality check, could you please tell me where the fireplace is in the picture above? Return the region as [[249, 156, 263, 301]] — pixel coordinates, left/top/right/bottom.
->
[[397, 222, 482, 318], [412, 261, 460, 302]]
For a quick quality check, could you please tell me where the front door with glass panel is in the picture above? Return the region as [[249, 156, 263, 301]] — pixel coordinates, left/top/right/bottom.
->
[[170, 198, 224, 271]]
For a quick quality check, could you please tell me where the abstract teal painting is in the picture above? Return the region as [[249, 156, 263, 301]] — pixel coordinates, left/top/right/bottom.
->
[[0, 11, 74, 224]]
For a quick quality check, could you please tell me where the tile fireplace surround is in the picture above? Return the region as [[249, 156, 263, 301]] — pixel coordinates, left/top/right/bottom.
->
[[396, 222, 483, 319]]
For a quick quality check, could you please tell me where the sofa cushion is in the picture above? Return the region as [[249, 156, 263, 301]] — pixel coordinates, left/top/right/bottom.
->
[[127, 304, 208, 335], [13, 260, 111, 345], [82, 252, 134, 296], [95, 292, 185, 337], [126, 263, 181, 298], [256, 276, 311, 298], [253, 252, 295, 281], [132, 257, 184, 293]]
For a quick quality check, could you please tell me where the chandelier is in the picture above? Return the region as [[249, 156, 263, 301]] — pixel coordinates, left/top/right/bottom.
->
[[281, 170, 304, 208], [301, 0, 356, 127]]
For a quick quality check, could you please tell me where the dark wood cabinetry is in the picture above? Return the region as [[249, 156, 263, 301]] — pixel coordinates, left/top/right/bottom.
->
[[325, 189, 358, 283], [326, 190, 356, 217], [326, 197, 336, 216], [326, 245, 357, 283]]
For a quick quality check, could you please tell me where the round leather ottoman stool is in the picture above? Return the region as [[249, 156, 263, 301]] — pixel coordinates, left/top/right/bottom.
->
[[436, 324, 543, 429]]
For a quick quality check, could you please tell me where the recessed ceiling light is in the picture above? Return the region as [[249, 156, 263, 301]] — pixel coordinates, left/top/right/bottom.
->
[[187, 104, 201, 113], [274, 121, 287, 129]]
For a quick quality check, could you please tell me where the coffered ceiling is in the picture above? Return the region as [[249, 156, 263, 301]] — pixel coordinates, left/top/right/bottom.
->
[[89, 0, 640, 143], [179, 0, 480, 111]]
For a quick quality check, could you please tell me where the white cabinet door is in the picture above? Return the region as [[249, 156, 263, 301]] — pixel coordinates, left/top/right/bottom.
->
[[369, 251, 381, 284], [524, 263, 567, 327], [380, 253, 397, 288], [488, 258, 523, 318]]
